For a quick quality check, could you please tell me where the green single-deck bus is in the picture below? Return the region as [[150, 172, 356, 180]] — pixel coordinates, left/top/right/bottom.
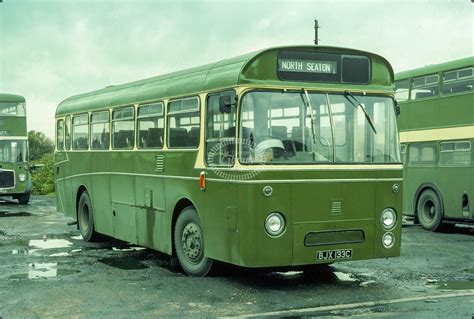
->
[[0, 93, 31, 204], [55, 46, 402, 276], [395, 57, 473, 231]]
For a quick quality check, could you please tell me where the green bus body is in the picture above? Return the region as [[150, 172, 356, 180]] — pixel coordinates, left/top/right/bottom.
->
[[55, 46, 402, 274], [0, 93, 31, 204], [395, 57, 474, 230]]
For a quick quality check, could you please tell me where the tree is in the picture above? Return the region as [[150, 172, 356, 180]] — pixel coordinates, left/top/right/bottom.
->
[[28, 130, 54, 161]]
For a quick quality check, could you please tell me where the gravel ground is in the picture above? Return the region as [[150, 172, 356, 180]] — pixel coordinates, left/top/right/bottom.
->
[[0, 196, 473, 318]]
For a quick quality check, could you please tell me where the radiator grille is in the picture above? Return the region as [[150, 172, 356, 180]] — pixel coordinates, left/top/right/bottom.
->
[[304, 229, 365, 247], [0, 170, 15, 188]]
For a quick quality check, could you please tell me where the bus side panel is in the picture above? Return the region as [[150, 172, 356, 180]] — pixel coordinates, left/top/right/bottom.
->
[[201, 170, 238, 264], [55, 152, 67, 214], [110, 151, 137, 244], [163, 151, 202, 255], [437, 165, 472, 219], [134, 151, 168, 254], [90, 152, 113, 237], [404, 166, 438, 217]]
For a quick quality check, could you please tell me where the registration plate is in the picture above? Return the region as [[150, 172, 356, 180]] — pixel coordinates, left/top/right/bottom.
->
[[317, 249, 353, 261]]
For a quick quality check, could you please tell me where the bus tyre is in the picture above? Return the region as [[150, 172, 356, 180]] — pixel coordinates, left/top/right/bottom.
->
[[417, 189, 443, 232], [174, 207, 213, 277], [17, 192, 30, 205], [78, 191, 99, 242]]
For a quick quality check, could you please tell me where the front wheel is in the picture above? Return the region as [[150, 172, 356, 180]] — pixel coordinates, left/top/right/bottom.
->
[[17, 192, 31, 205], [417, 189, 443, 232], [174, 207, 213, 276], [77, 191, 99, 241]]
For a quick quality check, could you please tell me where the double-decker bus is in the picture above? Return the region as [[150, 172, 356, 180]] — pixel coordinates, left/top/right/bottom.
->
[[55, 46, 402, 276], [0, 93, 31, 204], [395, 57, 473, 231]]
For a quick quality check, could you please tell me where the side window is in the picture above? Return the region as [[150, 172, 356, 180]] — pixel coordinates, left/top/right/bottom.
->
[[400, 144, 407, 164], [411, 74, 439, 100], [56, 119, 64, 151], [65, 116, 71, 150], [112, 107, 134, 149], [167, 97, 200, 148], [205, 91, 237, 166], [439, 140, 471, 166], [137, 102, 164, 149], [91, 111, 110, 150], [72, 114, 89, 150], [395, 79, 410, 102], [442, 67, 473, 95], [408, 142, 437, 166]]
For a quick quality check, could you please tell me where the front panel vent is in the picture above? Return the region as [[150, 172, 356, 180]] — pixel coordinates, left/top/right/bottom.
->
[[155, 155, 165, 173]]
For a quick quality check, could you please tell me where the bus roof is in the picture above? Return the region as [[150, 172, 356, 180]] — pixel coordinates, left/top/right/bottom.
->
[[0, 93, 26, 103], [56, 45, 394, 116], [395, 56, 474, 81]]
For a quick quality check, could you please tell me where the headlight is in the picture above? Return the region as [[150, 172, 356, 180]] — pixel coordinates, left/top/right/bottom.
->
[[19, 174, 26, 182], [382, 232, 395, 248], [264, 212, 285, 237], [381, 208, 396, 230]]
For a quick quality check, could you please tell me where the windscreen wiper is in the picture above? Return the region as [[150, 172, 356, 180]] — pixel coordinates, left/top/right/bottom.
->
[[344, 91, 377, 134]]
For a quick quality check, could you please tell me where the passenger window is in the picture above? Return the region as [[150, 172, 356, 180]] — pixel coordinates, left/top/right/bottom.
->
[[408, 143, 437, 166], [395, 80, 410, 102], [112, 107, 134, 149], [411, 74, 439, 100], [205, 91, 236, 166], [442, 67, 473, 95], [168, 97, 200, 148], [65, 116, 71, 150], [72, 114, 89, 150], [56, 119, 64, 151], [439, 140, 471, 166], [91, 111, 110, 150], [137, 102, 164, 149]]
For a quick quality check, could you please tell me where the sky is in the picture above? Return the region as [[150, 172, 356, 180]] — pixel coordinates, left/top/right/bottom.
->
[[0, 0, 472, 139]]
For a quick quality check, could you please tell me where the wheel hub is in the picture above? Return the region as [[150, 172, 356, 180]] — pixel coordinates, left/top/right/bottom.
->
[[181, 223, 202, 262]]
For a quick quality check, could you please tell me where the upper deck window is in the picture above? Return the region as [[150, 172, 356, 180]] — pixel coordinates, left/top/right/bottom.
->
[[442, 67, 473, 95], [137, 102, 164, 149], [0, 102, 26, 116], [395, 80, 410, 102], [65, 116, 71, 150], [411, 74, 439, 100], [277, 51, 371, 84]]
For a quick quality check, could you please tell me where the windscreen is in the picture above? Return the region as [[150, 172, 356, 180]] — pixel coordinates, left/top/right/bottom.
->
[[239, 91, 400, 164], [0, 140, 28, 163]]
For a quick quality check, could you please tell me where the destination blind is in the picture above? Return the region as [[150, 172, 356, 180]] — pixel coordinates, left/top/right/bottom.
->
[[277, 50, 371, 84]]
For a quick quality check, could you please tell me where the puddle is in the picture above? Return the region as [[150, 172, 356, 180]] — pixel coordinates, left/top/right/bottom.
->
[[464, 268, 474, 274], [49, 252, 70, 257], [0, 211, 33, 217], [29, 239, 73, 250], [112, 246, 146, 252], [437, 280, 474, 290], [334, 271, 358, 282], [70, 235, 83, 240], [99, 257, 149, 270], [271, 271, 304, 280], [9, 263, 80, 280]]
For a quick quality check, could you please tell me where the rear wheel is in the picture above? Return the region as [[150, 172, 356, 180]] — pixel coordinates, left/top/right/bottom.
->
[[174, 207, 213, 276], [417, 189, 443, 232], [78, 191, 99, 241]]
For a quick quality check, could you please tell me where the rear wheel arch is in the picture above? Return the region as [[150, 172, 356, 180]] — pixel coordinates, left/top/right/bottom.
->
[[76, 185, 88, 224], [171, 198, 199, 255]]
